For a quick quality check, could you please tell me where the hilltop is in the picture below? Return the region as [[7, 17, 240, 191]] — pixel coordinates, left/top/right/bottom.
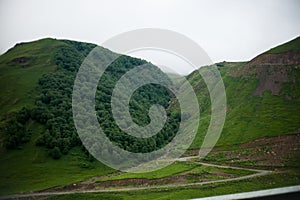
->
[[266, 36, 300, 54]]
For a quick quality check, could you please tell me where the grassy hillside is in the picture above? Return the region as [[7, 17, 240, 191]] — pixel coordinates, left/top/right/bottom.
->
[[0, 129, 113, 194], [0, 38, 66, 117], [0, 38, 180, 194], [188, 50, 300, 149], [266, 36, 300, 54], [0, 37, 299, 196], [47, 171, 300, 200], [0, 39, 117, 195]]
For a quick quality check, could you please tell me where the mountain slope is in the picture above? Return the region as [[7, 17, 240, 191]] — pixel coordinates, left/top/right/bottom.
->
[[0, 38, 179, 194], [0, 37, 299, 195], [189, 37, 300, 148], [266, 36, 300, 54], [0, 39, 114, 194], [0, 38, 64, 116]]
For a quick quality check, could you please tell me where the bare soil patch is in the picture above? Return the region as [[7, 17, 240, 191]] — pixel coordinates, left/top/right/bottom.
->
[[228, 51, 300, 97], [204, 134, 300, 167]]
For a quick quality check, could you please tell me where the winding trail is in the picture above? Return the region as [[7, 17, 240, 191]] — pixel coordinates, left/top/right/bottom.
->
[[0, 157, 273, 200]]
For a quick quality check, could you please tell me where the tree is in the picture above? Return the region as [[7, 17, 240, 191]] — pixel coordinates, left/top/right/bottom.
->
[[49, 146, 61, 159]]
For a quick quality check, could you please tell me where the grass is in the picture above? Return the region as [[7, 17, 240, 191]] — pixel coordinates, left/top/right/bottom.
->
[[1, 37, 300, 198], [266, 36, 300, 54], [0, 38, 67, 120], [188, 61, 300, 149], [0, 38, 115, 195], [188, 165, 254, 177], [0, 38, 117, 195], [98, 162, 199, 182], [97, 161, 256, 184], [47, 171, 300, 200], [0, 128, 114, 195]]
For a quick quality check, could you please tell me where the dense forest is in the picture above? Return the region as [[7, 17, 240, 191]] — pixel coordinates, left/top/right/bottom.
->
[[5, 37, 300, 161], [3, 40, 181, 159]]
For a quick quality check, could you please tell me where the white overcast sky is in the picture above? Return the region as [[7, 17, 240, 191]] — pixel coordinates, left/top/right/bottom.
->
[[0, 0, 299, 74]]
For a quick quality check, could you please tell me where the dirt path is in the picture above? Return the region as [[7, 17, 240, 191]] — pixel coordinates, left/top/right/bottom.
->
[[0, 157, 273, 200]]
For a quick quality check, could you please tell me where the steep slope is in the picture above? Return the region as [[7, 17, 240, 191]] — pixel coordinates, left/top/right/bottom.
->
[[266, 36, 300, 54], [228, 37, 300, 97], [0, 38, 179, 194], [0, 36, 299, 195], [189, 37, 300, 148], [0, 39, 113, 194], [0, 38, 65, 116]]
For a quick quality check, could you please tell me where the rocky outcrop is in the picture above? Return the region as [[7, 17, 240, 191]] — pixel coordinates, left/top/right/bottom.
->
[[228, 50, 300, 97], [248, 51, 300, 66]]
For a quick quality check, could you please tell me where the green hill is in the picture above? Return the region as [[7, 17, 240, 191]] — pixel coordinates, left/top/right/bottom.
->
[[0, 38, 63, 116], [0, 39, 114, 194], [189, 37, 300, 148], [266, 36, 300, 54], [188, 60, 300, 149], [0, 38, 179, 194], [0, 36, 299, 195]]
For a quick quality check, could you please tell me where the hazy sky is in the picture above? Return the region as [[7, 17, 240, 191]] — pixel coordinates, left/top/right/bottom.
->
[[1, 0, 299, 74]]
